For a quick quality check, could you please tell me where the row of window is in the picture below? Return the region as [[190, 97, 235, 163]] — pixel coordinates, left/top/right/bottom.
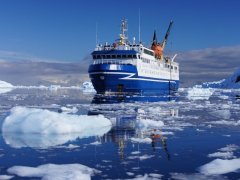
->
[[140, 58, 178, 71], [143, 49, 154, 56], [93, 54, 138, 59], [139, 68, 178, 75]]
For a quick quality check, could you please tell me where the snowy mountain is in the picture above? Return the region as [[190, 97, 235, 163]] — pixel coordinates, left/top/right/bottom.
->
[[201, 68, 240, 89]]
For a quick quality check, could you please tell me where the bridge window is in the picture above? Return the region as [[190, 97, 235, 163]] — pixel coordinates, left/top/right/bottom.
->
[[143, 49, 154, 56], [122, 55, 127, 58]]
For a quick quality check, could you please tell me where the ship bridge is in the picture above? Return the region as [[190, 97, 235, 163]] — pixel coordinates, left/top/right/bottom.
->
[[91, 49, 139, 65]]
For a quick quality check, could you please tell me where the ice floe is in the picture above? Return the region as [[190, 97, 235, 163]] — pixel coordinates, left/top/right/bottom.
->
[[130, 137, 152, 144], [209, 109, 231, 120], [208, 151, 235, 159], [131, 173, 163, 180], [187, 87, 214, 100], [219, 144, 239, 152], [2, 107, 112, 148], [128, 154, 154, 161], [207, 144, 239, 159], [89, 141, 101, 145], [199, 158, 240, 175], [60, 106, 78, 114], [137, 119, 164, 130], [206, 120, 240, 126], [0, 175, 14, 180], [82, 81, 96, 93], [170, 172, 224, 180], [7, 163, 100, 180]]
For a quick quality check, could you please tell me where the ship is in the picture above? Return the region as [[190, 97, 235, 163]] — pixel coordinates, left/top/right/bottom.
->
[[88, 19, 179, 95]]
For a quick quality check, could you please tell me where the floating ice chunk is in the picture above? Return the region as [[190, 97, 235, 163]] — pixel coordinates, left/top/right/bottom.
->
[[126, 172, 135, 176], [60, 106, 78, 114], [209, 109, 231, 120], [148, 173, 163, 179], [206, 120, 240, 126], [65, 144, 80, 149], [137, 119, 164, 130], [0, 80, 14, 94], [89, 141, 101, 145], [128, 155, 154, 161], [82, 81, 96, 93], [187, 87, 214, 100], [130, 137, 152, 144], [199, 158, 240, 175], [7, 163, 100, 180], [161, 131, 174, 135], [131, 151, 141, 155], [3, 106, 111, 135], [208, 151, 235, 159], [219, 144, 239, 152], [170, 172, 224, 180], [2, 107, 111, 148], [139, 155, 154, 161], [0, 175, 14, 180], [132, 173, 163, 180]]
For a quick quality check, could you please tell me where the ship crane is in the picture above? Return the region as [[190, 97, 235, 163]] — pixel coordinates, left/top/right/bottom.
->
[[151, 21, 173, 60]]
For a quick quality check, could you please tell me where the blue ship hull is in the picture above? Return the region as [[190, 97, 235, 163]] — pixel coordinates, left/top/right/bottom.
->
[[88, 64, 179, 95]]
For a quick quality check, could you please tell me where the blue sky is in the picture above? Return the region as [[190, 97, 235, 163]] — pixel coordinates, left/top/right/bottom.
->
[[0, 0, 240, 61]]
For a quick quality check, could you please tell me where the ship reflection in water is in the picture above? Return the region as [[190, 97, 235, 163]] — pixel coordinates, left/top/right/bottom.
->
[[89, 94, 179, 161], [91, 93, 178, 104]]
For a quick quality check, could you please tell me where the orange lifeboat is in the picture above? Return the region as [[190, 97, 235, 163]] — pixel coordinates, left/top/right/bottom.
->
[[151, 43, 163, 59]]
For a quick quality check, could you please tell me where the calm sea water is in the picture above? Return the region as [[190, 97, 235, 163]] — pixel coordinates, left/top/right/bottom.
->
[[0, 88, 239, 179]]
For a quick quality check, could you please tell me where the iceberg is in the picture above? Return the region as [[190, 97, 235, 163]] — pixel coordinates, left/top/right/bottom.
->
[[201, 67, 240, 89], [0, 80, 14, 94], [2, 107, 112, 148]]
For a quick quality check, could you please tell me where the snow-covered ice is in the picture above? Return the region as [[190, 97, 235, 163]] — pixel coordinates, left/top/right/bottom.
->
[[207, 151, 235, 159], [187, 87, 214, 100], [170, 172, 224, 180], [130, 137, 152, 144], [7, 163, 100, 180], [82, 81, 96, 93], [199, 158, 240, 175], [60, 106, 78, 114], [128, 154, 154, 161], [0, 175, 14, 180], [2, 107, 112, 148], [201, 67, 240, 89], [137, 119, 164, 130]]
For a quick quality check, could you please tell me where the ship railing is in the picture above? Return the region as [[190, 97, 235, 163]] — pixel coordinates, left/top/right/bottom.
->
[[93, 59, 136, 65]]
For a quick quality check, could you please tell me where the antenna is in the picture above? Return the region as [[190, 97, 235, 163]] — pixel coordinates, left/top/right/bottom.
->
[[95, 22, 98, 46], [138, 8, 141, 43]]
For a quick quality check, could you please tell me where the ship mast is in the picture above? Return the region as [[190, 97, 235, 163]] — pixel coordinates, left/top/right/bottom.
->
[[119, 19, 128, 45]]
